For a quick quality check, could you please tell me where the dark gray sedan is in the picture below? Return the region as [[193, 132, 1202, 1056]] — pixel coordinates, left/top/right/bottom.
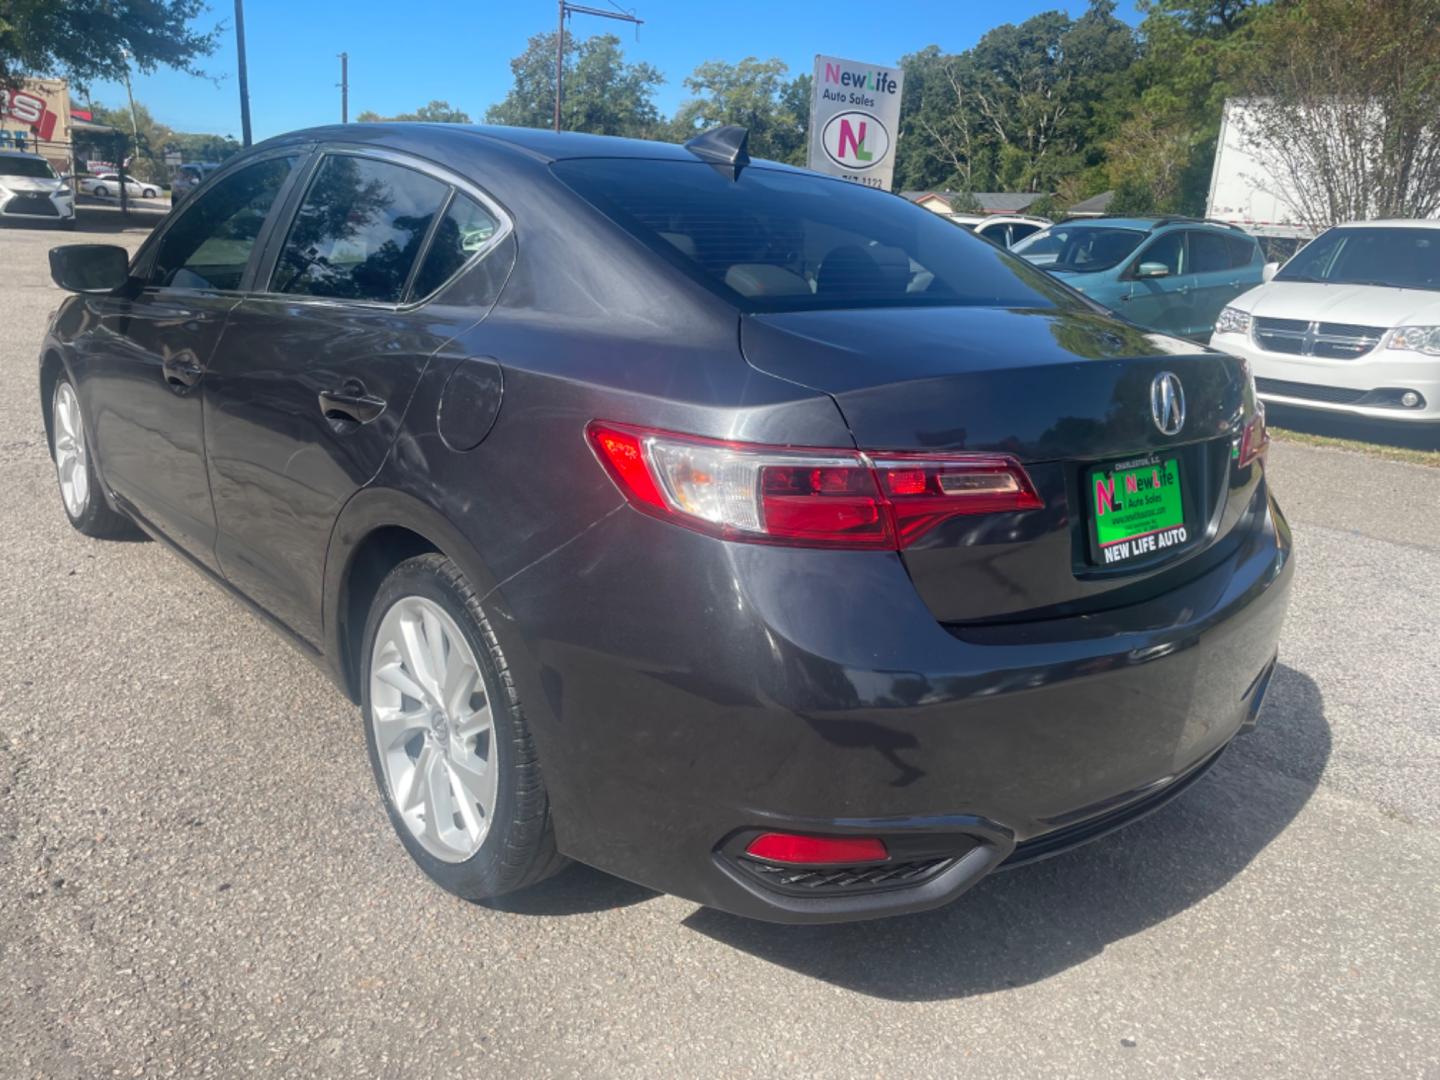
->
[[39, 123, 1292, 923]]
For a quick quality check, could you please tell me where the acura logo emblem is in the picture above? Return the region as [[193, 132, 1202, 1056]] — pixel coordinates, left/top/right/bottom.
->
[[1151, 372, 1186, 436]]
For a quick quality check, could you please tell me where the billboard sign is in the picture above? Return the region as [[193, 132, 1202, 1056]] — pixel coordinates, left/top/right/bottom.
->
[[807, 55, 904, 191]]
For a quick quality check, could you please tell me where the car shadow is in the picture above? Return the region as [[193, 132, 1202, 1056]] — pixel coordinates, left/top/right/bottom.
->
[[1267, 403, 1440, 452], [477, 861, 659, 917], [681, 663, 1329, 1001]]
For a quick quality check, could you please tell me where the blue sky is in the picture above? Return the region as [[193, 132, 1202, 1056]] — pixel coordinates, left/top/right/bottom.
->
[[82, 0, 1140, 141]]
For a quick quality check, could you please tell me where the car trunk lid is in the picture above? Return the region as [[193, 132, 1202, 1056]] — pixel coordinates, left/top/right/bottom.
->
[[741, 305, 1259, 623]]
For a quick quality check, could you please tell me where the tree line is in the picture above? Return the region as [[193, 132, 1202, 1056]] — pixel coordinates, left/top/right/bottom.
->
[[12, 0, 1435, 222]]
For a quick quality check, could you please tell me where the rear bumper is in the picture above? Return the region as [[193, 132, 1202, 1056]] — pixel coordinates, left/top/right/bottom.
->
[[495, 480, 1294, 923], [1211, 331, 1440, 422]]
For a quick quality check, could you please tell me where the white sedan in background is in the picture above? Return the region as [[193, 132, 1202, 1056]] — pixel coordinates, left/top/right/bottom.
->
[[78, 173, 160, 199], [1209, 220, 1440, 424]]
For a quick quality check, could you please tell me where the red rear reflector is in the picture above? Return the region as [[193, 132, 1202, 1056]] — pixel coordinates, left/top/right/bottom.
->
[[744, 833, 889, 864]]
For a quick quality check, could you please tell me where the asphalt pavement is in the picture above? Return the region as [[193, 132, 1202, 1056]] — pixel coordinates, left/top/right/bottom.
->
[[1, 219, 1437, 1079]]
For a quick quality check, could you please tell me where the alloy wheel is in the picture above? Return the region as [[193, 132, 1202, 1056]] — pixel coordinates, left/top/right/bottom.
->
[[369, 595, 498, 862], [53, 382, 89, 518]]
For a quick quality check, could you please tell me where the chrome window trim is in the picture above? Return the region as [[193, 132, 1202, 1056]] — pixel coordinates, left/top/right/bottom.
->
[[250, 143, 514, 313]]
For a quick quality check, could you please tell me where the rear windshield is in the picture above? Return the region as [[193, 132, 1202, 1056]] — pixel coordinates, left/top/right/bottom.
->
[[1277, 226, 1440, 291], [552, 159, 1082, 314], [1012, 224, 1145, 273], [0, 156, 56, 179]]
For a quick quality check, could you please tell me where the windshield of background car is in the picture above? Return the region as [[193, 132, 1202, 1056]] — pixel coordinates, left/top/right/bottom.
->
[[1276, 226, 1440, 291], [1012, 224, 1146, 273], [0, 156, 56, 179], [552, 159, 1085, 314]]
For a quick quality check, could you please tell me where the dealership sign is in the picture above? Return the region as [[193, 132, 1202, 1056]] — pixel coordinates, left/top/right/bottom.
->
[[807, 55, 904, 191]]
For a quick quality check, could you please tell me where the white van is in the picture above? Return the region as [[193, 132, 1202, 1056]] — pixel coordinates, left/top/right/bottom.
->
[[1209, 220, 1440, 423]]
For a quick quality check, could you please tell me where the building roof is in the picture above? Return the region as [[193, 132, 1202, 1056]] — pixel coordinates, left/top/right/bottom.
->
[[1066, 190, 1115, 215]]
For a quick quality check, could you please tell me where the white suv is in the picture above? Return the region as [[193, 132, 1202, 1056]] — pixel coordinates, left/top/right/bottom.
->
[[0, 150, 75, 226], [1209, 220, 1440, 423]]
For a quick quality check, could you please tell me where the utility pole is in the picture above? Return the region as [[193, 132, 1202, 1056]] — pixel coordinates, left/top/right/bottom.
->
[[234, 0, 253, 146], [118, 50, 138, 217], [338, 52, 349, 123], [553, 2, 643, 133]]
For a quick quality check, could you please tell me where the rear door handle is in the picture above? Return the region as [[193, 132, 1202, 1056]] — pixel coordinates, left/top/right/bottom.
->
[[318, 382, 387, 425], [162, 356, 203, 388]]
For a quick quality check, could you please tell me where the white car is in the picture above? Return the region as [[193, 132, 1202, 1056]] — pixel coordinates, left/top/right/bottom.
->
[[1209, 220, 1440, 423], [947, 214, 1051, 249], [78, 172, 159, 199], [0, 150, 75, 226]]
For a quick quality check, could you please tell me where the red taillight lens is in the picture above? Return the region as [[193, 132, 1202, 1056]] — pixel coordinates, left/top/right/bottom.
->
[[744, 833, 889, 865], [873, 455, 1044, 545], [759, 464, 892, 547], [586, 421, 1043, 550], [1238, 402, 1269, 468]]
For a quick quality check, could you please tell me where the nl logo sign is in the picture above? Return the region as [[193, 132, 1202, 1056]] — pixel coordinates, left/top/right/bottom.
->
[[808, 55, 904, 191]]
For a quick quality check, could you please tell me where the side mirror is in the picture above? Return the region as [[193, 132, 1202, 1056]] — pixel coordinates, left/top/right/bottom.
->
[[49, 244, 130, 294], [1262, 261, 1280, 283], [1135, 262, 1170, 279]]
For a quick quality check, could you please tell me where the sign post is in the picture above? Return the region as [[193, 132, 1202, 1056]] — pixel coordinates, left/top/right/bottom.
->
[[807, 55, 904, 191]]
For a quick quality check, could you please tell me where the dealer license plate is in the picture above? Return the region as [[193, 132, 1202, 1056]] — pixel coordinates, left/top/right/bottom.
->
[[1088, 456, 1187, 566]]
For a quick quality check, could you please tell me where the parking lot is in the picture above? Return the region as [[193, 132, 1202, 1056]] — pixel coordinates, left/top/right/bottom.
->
[[1, 216, 1438, 1079]]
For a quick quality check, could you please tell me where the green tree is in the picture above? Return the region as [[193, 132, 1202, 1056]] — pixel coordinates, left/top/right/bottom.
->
[[357, 100, 472, 123], [486, 32, 662, 138], [0, 0, 217, 90], [1103, 0, 1259, 214], [670, 57, 809, 164], [894, 2, 1136, 194]]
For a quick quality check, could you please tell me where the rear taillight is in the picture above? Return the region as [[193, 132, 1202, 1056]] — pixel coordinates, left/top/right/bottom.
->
[[1238, 402, 1269, 468], [586, 421, 1042, 550]]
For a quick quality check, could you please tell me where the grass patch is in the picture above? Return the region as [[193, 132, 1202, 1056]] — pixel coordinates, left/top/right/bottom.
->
[[1270, 427, 1440, 467]]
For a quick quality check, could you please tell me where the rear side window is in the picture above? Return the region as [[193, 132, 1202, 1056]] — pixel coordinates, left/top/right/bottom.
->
[[149, 156, 297, 290], [271, 154, 449, 303], [1226, 234, 1257, 267], [410, 194, 500, 299], [554, 159, 1081, 313], [1188, 231, 1234, 274]]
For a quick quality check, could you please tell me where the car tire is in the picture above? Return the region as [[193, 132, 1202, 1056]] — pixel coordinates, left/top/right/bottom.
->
[[142, 187, 157, 198], [361, 553, 567, 901], [93, 185, 108, 198], [50, 376, 136, 539]]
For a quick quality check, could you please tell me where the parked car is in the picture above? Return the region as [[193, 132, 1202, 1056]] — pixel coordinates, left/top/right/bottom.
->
[[170, 161, 221, 206], [0, 150, 75, 226], [1209, 220, 1440, 423], [1013, 217, 1266, 339], [39, 124, 1291, 924], [78, 172, 159, 199], [947, 213, 1051, 249]]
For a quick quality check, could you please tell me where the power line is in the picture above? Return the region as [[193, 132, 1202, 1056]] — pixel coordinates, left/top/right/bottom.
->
[[553, 1, 643, 133]]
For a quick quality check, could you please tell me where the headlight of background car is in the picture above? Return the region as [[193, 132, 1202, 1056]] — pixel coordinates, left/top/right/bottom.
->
[[1386, 326, 1440, 355], [1215, 306, 1252, 335]]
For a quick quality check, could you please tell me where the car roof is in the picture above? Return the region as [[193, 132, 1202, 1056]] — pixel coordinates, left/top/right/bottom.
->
[[259, 122, 729, 165], [1334, 219, 1440, 230], [0, 149, 49, 160], [1060, 215, 1252, 235]]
